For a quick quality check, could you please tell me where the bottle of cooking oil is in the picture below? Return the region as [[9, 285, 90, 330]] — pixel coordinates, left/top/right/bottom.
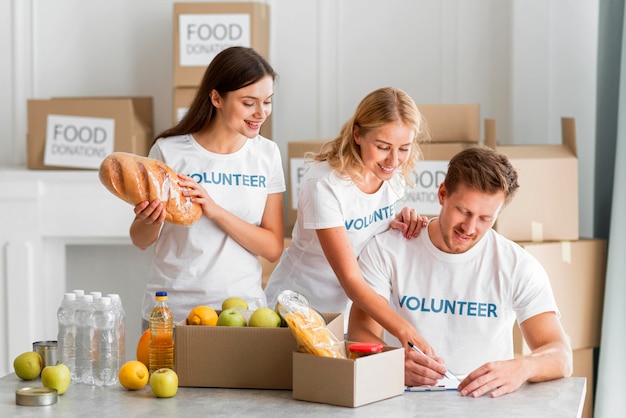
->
[[149, 291, 174, 374]]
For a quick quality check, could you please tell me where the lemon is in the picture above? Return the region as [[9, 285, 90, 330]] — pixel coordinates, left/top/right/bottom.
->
[[187, 305, 218, 326], [118, 360, 149, 390]]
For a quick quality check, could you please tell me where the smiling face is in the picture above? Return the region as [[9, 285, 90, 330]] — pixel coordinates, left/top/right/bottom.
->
[[431, 182, 505, 254], [212, 74, 274, 138], [353, 121, 414, 188]]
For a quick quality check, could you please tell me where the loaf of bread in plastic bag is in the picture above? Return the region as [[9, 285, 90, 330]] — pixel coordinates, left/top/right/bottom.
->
[[99, 152, 202, 226]]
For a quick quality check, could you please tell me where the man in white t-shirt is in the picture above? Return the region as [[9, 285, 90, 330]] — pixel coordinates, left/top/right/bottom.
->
[[348, 146, 572, 398]]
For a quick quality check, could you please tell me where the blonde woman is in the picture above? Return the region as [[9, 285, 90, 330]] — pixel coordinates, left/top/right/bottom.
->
[[265, 87, 432, 351]]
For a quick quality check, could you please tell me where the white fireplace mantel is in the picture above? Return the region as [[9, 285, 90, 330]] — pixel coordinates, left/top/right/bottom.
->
[[0, 168, 135, 375]]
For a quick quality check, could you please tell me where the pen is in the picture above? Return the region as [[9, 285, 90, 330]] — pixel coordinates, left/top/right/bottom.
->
[[408, 341, 460, 382]]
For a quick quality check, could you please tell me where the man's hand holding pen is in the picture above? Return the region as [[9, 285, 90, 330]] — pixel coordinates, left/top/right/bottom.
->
[[405, 342, 460, 388]]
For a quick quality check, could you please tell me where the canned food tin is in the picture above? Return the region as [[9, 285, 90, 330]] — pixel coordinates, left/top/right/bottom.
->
[[32, 341, 58, 368], [15, 387, 58, 406]]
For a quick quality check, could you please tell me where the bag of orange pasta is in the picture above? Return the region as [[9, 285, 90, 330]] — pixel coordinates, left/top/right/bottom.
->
[[276, 290, 346, 359]]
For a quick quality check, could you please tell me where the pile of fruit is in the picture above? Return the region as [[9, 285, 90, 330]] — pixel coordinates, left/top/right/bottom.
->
[[13, 351, 71, 395], [187, 297, 283, 328]]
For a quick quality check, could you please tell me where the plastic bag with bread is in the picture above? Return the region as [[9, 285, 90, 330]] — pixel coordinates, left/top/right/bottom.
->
[[99, 152, 202, 226], [277, 290, 346, 359]]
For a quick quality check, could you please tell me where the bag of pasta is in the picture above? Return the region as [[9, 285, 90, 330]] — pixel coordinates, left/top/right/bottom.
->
[[277, 290, 346, 359]]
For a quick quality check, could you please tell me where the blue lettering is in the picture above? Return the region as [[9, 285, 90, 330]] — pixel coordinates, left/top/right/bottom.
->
[[431, 299, 444, 313], [445, 300, 456, 314], [467, 302, 477, 316], [457, 301, 467, 315], [187, 171, 267, 188], [373, 208, 384, 222], [398, 295, 498, 319], [344, 203, 396, 231], [399, 296, 420, 310]]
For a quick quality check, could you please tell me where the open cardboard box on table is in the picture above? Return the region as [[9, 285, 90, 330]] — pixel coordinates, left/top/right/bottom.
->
[[292, 341, 404, 408], [174, 312, 343, 389]]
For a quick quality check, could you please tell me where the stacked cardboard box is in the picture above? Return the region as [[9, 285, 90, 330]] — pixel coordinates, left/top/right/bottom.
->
[[26, 97, 154, 170], [513, 239, 605, 418], [171, 2, 272, 138], [285, 140, 328, 231]]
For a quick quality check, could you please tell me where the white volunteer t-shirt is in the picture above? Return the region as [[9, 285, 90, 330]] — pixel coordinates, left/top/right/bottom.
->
[[359, 220, 559, 374], [141, 134, 286, 322], [264, 161, 405, 322]]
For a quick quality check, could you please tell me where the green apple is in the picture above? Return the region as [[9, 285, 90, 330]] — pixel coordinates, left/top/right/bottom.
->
[[249, 307, 281, 328], [41, 363, 71, 395], [149, 368, 178, 398], [217, 308, 247, 327], [221, 297, 248, 311], [13, 351, 43, 380]]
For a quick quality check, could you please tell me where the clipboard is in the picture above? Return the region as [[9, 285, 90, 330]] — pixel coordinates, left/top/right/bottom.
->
[[405, 375, 465, 392]]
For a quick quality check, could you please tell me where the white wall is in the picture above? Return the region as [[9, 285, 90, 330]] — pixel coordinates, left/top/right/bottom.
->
[[0, 0, 599, 374]]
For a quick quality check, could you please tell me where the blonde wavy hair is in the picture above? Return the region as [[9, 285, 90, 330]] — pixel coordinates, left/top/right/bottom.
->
[[308, 87, 429, 186]]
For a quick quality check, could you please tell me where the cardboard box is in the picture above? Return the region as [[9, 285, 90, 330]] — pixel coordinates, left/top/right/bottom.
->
[[287, 140, 327, 229], [175, 312, 343, 389], [513, 239, 607, 352], [173, 87, 272, 139], [572, 347, 595, 418], [27, 97, 153, 170], [172, 87, 198, 125], [486, 118, 579, 242], [417, 104, 480, 143], [174, 2, 270, 87], [292, 341, 404, 408], [403, 142, 479, 217]]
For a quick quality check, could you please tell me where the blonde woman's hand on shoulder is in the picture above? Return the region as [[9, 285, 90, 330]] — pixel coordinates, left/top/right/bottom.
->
[[390, 206, 428, 239]]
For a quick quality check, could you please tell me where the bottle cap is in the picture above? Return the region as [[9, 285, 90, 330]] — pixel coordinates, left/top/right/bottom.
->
[[156, 291, 168, 297], [15, 387, 58, 406]]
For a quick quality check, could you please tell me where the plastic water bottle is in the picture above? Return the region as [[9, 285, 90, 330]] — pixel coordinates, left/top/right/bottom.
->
[[72, 289, 85, 298], [149, 291, 174, 373], [74, 294, 95, 384], [57, 293, 77, 377], [107, 293, 126, 372], [93, 297, 118, 386]]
